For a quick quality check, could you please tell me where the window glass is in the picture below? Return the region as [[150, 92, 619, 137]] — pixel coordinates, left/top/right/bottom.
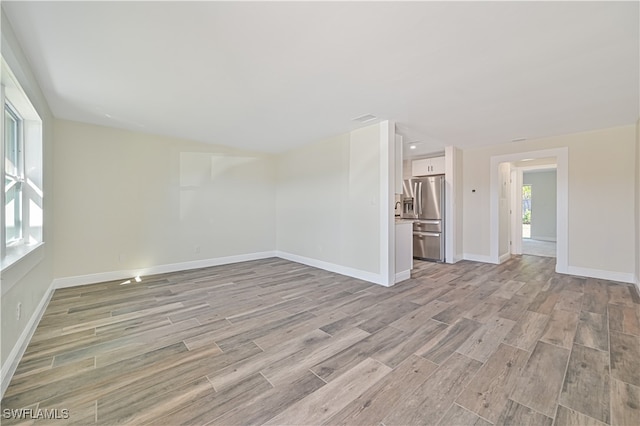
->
[[4, 106, 19, 176], [4, 105, 22, 244]]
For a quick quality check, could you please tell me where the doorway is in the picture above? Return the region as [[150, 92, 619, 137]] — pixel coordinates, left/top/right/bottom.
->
[[522, 184, 531, 239], [520, 169, 557, 258], [490, 147, 568, 274]]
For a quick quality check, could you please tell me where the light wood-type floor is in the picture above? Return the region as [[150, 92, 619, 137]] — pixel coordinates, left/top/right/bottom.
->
[[2, 256, 640, 425], [522, 239, 557, 258]]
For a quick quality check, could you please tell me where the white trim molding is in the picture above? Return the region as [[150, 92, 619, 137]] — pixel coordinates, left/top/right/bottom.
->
[[565, 266, 636, 285], [463, 253, 497, 264], [395, 270, 411, 283], [444, 146, 455, 264], [277, 251, 390, 287], [1, 280, 55, 398], [52, 251, 277, 289], [52, 247, 395, 293], [510, 169, 523, 255]]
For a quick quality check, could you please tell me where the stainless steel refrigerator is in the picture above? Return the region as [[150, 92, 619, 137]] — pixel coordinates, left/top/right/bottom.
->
[[401, 175, 445, 262]]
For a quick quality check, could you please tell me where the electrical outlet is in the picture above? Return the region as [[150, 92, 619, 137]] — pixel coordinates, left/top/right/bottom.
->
[[16, 302, 22, 321]]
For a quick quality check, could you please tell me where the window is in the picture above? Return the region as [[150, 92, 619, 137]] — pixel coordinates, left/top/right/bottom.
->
[[1, 57, 43, 269], [522, 184, 531, 239], [4, 102, 23, 246]]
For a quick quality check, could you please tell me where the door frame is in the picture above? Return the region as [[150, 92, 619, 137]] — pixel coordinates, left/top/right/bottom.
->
[[490, 147, 568, 274], [510, 169, 523, 255]]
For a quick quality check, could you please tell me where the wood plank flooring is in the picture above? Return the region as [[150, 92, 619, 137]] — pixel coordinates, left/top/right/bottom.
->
[[2, 255, 640, 425]]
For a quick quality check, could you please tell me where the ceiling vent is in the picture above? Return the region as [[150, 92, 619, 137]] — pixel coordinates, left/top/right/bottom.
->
[[352, 114, 377, 123]]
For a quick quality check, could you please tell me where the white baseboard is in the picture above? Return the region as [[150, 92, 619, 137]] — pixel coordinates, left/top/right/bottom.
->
[[462, 253, 496, 264], [52, 251, 278, 289], [276, 251, 390, 286], [499, 253, 512, 264], [453, 254, 636, 285], [395, 270, 411, 283], [565, 266, 636, 284], [1, 280, 55, 399]]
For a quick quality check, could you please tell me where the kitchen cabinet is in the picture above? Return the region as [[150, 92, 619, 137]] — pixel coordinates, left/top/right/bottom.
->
[[412, 156, 445, 176], [395, 220, 413, 283]]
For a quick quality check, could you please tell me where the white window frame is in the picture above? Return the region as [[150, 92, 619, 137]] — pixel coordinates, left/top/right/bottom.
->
[[1, 57, 44, 273], [3, 99, 26, 250]]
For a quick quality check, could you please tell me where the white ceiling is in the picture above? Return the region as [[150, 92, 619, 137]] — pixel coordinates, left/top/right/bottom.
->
[[2, 1, 638, 154]]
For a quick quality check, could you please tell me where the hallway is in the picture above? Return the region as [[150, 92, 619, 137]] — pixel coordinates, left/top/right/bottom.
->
[[522, 238, 557, 258]]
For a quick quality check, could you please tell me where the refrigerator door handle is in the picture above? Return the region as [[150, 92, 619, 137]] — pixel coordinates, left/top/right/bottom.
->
[[413, 181, 420, 216], [415, 231, 440, 237], [417, 181, 422, 216]]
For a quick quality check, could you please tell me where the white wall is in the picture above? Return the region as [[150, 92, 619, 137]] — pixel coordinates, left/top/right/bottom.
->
[[1, 10, 55, 393], [455, 148, 464, 262], [635, 118, 640, 289], [524, 170, 557, 241], [463, 125, 636, 281], [276, 123, 385, 280], [54, 120, 393, 286], [53, 120, 277, 282]]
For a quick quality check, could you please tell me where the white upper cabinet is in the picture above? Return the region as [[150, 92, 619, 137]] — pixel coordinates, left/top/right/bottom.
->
[[412, 156, 445, 176]]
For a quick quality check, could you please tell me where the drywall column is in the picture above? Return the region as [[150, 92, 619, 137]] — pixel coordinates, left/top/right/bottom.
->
[[445, 146, 463, 263], [380, 120, 395, 286], [636, 118, 640, 287], [276, 122, 390, 285]]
